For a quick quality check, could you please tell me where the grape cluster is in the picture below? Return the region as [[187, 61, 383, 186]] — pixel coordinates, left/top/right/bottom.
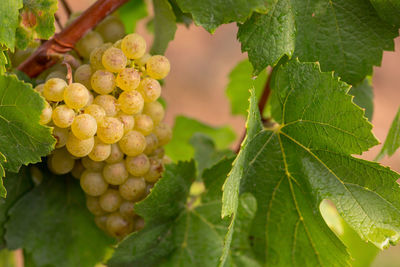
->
[[37, 20, 172, 239]]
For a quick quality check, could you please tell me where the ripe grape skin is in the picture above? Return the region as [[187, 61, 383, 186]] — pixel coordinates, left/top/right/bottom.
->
[[154, 122, 172, 146], [103, 161, 129, 185], [74, 64, 92, 89], [134, 114, 154, 136], [95, 215, 109, 231], [118, 90, 144, 115], [91, 70, 116, 95], [106, 212, 133, 238], [102, 47, 127, 73], [143, 133, 159, 155], [144, 158, 163, 183], [117, 112, 135, 133], [116, 68, 140, 91], [34, 84, 45, 95], [53, 126, 69, 148], [121, 33, 146, 59], [138, 78, 161, 103], [86, 196, 106, 216], [48, 148, 75, 175], [82, 156, 105, 171], [119, 201, 136, 218], [76, 31, 104, 58], [119, 177, 146, 201], [43, 78, 67, 102], [86, 92, 94, 107], [89, 137, 111, 161], [52, 105, 75, 128], [80, 170, 109, 196], [99, 189, 122, 212], [84, 104, 106, 123], [95, 16, 125, 43], [64, 83, 90, 110], [146, 55, 170, 80], [90, 43, 113, 70], [118, 130, 146, 156], [135, 53, 151, 67], [40, 101, 52, 125], [66, 132, 95, 157], [71, 114, 97, 140], [106, 143, 124, 164], [71, 160, 85, 179], [94, 95, 119, 117], [143, 101, 164, 125], [125, 154, 150, 176], [97, 117, 124, 144]]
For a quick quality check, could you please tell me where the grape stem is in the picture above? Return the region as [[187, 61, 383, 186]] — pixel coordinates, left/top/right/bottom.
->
[[18, 0, 130, 78], [59, 0, 73, 17]]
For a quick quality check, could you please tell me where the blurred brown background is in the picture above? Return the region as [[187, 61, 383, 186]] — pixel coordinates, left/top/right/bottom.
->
[[59, 0, 400, 266]]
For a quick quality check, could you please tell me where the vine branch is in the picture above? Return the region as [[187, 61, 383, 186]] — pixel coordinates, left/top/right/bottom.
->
[[18, 0, 129, 78]]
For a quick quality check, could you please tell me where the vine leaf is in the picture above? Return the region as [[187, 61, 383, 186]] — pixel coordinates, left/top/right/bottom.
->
[[119, 0, 148, 33], [238, 0, 398, 85], [376, 106, 400, 161], [5, 172, 114, 267], [370, 0, 400, 27], [174, 0, 267, 33], [151, 0, 177, 55], [0, 0, 23, 51], [348, 77, 374, 122], [0, 74, 55, 177], [222, 60, 400, 266]]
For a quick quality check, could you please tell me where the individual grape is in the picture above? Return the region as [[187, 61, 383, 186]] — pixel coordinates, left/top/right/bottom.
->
[[106, 212, 133, 238], [150, 147, 165, 159], [48, 148, 75, 175], [99, 189, 122, 212], [71, 160, 85, 179], [119, 177, 146, 201], [113, 39, 122, 49], [117, 112, 135, 133], [118, 130, 146, 156], [138, 78, 161, 103], [52, 105, 75, 128], [94, 95, 119, 116], [40, 101, 52, 125], [74, 64, 92, 89], [154, 122, 172, 146], [118, 90, 144, 115], [34, 84, 45, 95], [95, 16, 125, 43], [64, 83, 90, 110], [102, 47, 127, 73], [134, 114, 154, 136], [80, 170, 108, 196], [143, 133, 158, 155], [134, 217, 145, 231], [45, 71, 67, 81], [76, 31, 104, 58], [90, 43, 113, 70], [95, 215, 108, 231], [146, 55, 170, 80], [125, 154, 150, 176], [84, 104, 106, 123], [121, 33, 146, 59], [143, 101, 164, 125], [91, 70, 116, 95], [116, 68, 140, 91], [102, 161, 128, 185], [144, 158, 163, 183], [66, 132, 95, 157], [135, 53, 151, 67], [71, 114, 97, 140], [86, 92, 94, 107], [97, 117, 124, 144], [86, 196, 106, 216], [89, 137, 111, 161], [106, 143, 124, 164], [119, 201, 136, 219], [53, 126, 69, 148], [82, 156, 105, 171], [43, 78, 67, 102]]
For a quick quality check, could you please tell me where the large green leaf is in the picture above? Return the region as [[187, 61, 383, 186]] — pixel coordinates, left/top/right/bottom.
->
[[0, 0, 23, 51], [5, 172, 114, 267], [175, 0, 266, 32], [165, 116, 236, 161], [238, 0, 398, 85], [348, 77, 374, 122], [370, 0, 400, 27], [119, 0, 147, 33], [0, 74, 55, 176], [151, 0, 177, 55], [376, 106, 400, 160], [222, 60, 400, 266]]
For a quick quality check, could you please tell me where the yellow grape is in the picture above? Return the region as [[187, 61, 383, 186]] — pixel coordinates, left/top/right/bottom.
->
[[121, 33, 146, 59], [135, 53, 151, 67], [74, 64, 92, 89], [144, 158, 163, 183], [119, 201, 136, 218], [71, 114, 97, 140], [138, 78, 161, 103], [95, 16, 125, 43], [80, 170, 109, 196], [106, 212, 133, 238], [89, 137, 111, 161], [97, 117, 124, 144], [154, 122, 172, 146], [82, 156, 105, 171], [116, 67, 141, 91], [146, 55, 170, 80], [43, 78, 67, 102], [86, 195, 106, 216], [134, 114, 154, 136], [53, 126, 69, 148], [91, 70, 116, 95], [106, 143, 124, 164], [52, 105, 75, 128], [90, 43, 113, 70], [119, 177, 146, 201], [34, 84, 45, 95], [102, 47, 127, 73], [118, 90, 144, 115], [76, 31, 104, 58], [102, 161, 129, 185], [118, 130, 146, 156], [94, 95, 119, 117], [64, 83, 90, 110], [39, 101, 52, 125], [125, 154, 150, 177], [143, 133, 158, 155], [66, 132, 95, 157], [48, 148, 75, 175], [116, 112, 135, 133], [99, 189, 122, 212], [143, 101, 164, 125], [71, 160, 85, 179], [95, 215, 108, 231], [84, 104, 106, 123]]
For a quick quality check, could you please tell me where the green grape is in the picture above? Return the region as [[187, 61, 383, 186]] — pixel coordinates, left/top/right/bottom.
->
[[43, 78, 67, 102], [116, 112, 135, 133], [134, 217, 145, 231], [95, 16, 125, 43], [52, 105, 75, 128], [48, 148, 75, 175], [99, 189, 122, 212], [95, 214, 109, 231], [80, 170, 109, 196], [53, 126, 69, 148], [45, 70, 67, 81], [138, 78, 161, 103], [82, 156, 105, 171], [115, 68, 140, 92], [125, 154, 150, 177], [106, 143, 124, 164], [76, 31, 104, 58], [119, 177, 146, 201], [106, 212, 133, 238], [94, 95, 119, 116], [71, 160, 85, 179], [103, 161, 128, 185], [134, 114, 154, 136], [66, 132, 94, 157], [119, 201, 136, 219], [143, 101, 164, 125], [34, 84, 45, 95], [39, 101, 52, 125], [146, 55, 170, 80], [64, 83, 90, 110], [90, 43, 113, 70], [84, 104, 106, 123], [154, 122, 172, 146], [97, 117, 124, 144], [121, 33, 146, 59], [143, 133, 158, 155], [86, 195, 106, 216], [135, 53, 151, 67], [118, 90, 144, 115], [89, 136, 111, 161], [118, 130, 146, 156], [91, 69, 116, 95], [102, 47, 127, 73], [144, 158, 163, 183], [71, 114, 97, 140], [74, 64, 92, 89]]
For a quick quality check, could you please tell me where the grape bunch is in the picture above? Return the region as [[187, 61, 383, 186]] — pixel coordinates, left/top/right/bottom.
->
[[36, 23, 172, 239]]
